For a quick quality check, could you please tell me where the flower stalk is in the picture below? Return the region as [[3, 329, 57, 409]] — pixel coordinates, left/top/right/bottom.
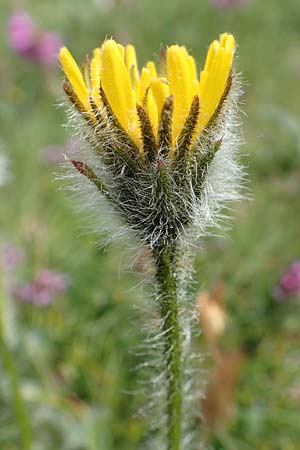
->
[[154, 241, 182, 450]]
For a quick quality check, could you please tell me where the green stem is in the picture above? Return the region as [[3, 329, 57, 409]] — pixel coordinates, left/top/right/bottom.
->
[[0, 281, 31, 450], [154, 241, 182, 450]]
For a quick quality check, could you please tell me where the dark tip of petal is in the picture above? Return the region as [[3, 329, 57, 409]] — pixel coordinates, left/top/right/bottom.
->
[[157, 158, 165, 170], [71, 159, 86, 175], [71, 160, 111, 198]]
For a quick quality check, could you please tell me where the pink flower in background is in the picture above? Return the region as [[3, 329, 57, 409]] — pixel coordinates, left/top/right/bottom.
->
[[7, 12, 36, 59], [7, 11, 62, 67], [37, 269, 68, 293], [211, 0, 248, 9], [2, 244, 24, 271], [17, 283, 37, 304], [1, 243, 24, 293], [16, 269, 69, 307], [273, 261, 300, 301], [35, 32, 62, 67]]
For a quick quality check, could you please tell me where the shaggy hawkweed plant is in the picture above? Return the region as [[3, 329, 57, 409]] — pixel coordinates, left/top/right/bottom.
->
[[59, 33, 243, 450]]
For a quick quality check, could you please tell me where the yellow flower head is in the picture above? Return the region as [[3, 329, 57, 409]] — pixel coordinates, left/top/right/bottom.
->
[[59, 34, 235, 156], [58, 33, 244, 254]]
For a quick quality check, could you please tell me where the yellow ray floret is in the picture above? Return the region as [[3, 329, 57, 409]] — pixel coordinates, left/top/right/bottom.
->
[[137, 68, 152, 103], [146, 91, 159, 137], [59, 47, 90, 111], [125, 44, 140, 91], [59, 33, 235, 155], [150, 78, 169, 117], [167, 45, 199, 145], [100, 40, 141, 147], [146, 61, 157, 77], [90, 48, 102, 106], [197, 33, 235, 134]]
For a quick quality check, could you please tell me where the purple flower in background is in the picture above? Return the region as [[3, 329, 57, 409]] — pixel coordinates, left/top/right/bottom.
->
[[7, 11, 61, 67], [37, 269, 68, 293], [1, 244, 24, 293], [211, 0, 248, 9], [35, 32, 62, 67], [2, 244, 24, 271], [16, 269, 68, 307], [17, 283, 37, 304], [7, 12, 36, 59], [273, 261, 300, 301]]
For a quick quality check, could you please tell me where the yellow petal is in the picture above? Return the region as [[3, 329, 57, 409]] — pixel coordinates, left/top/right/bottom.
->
[[146, 91, 158, 137], [219, 33, 228, 47], [125, 44, 140, 91], [205, 47, 226, 111], [150, 77, 169, 117], [146, 61, 157, 77], [225, 34, 235, 53], [138, 68, 151, 103], [117, 43, 125, 60], [188, 55, 197, 81], [204, 40, 219, 72], [59, 47, 89, 110], [199, 69, 208, 97], [167, 45, 197, 144], [101, 39, 141, 147], [83, 55, 90, 91], [90, 48, 102, 106], [198, 48, 225, 130], [196, 34, 235, 135], [219, 33, 235, 53]]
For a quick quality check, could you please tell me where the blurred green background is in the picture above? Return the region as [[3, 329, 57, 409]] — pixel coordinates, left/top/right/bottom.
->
[[1, 0, 300, 449]]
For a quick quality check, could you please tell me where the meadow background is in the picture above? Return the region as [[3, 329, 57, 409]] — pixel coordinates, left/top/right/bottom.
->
[[1, 0, 300, 449]]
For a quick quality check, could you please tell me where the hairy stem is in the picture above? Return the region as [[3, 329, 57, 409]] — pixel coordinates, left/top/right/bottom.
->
[[154, 241, 182, 450], [0, 278, 31, 450]]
